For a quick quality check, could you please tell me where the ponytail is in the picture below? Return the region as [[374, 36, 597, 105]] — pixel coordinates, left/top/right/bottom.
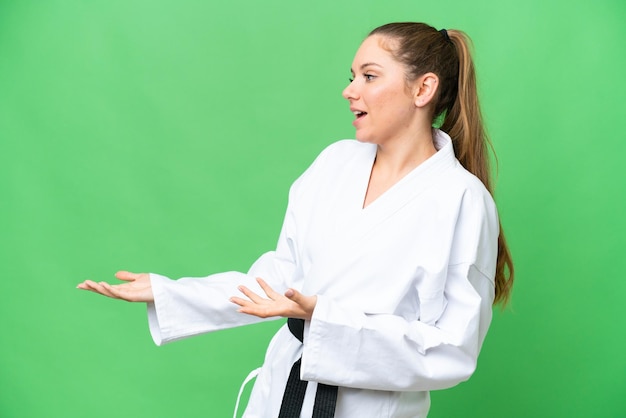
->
[[442, 30, 514, 306], [370, 23, 515, 306], [441, 30, 514, 306]]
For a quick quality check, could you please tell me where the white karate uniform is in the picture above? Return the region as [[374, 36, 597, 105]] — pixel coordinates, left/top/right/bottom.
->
[[147, 129, 498, 417]]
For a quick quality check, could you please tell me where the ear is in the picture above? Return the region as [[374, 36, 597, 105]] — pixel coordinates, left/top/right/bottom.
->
[[413, 72, 439, 108]]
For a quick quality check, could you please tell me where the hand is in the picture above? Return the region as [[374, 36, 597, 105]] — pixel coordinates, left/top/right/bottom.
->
[[77, 271, 154, 303], [230, 278, 317, 321]]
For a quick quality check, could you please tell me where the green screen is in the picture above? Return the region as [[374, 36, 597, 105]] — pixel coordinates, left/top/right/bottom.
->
[[1, 1, 625, 417]]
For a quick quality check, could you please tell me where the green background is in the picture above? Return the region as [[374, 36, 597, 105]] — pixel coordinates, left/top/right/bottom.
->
[[1, 0, 625, 417]]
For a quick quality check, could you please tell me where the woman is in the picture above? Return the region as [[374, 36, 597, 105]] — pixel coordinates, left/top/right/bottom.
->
[[78, 22, 514, 418]]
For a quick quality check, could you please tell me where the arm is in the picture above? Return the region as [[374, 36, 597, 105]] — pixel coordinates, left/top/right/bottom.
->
[[145, 175, 308, 345], [236, 184, 499, 391], [300, 263, 494, 391], [299, 185, 499, 391], [77, 244, 298, 346], [77, 168, 309, 344], [234, 262, 493, 391]]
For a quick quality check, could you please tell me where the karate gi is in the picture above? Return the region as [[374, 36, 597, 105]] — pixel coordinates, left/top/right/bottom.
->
[[147, 129, 499, 418]]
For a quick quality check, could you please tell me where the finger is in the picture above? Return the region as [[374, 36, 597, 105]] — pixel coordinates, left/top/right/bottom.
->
[[238, 286, 266, 304], [78, 283, 104, 295], [256, 278, 281, 300], [236, 304, 275, 318], [79, 279, 100, 289], [80, 280, 117, 298], [97, 282, 121, 298], [101, 282, 131, 300], [229, 296, 252, 308], [79, 280, 102, 292], [230, 296, 267, 317]]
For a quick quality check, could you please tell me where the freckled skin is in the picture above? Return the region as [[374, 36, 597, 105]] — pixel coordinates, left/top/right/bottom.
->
[[343, 35, 419, 147]]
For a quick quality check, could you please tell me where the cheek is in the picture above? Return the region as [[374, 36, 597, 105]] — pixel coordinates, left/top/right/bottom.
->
[[371, 88, 412, 119], [365, 88, 394, 118], [369, 85, 393, 105], [376, 92, 412, 125]]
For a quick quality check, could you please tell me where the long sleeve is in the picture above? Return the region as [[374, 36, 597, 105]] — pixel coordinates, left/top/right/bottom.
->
[[301, 264, 493, 391], [138, 132, 503, 417], [144, 146, 333, 346], [300, 184, 498, 392], [146, 187, 302, 346], [147, 268, 277, 346]]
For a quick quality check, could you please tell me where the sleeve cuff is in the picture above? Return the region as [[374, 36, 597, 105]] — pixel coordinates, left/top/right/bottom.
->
[[146, 273, 169, 346]]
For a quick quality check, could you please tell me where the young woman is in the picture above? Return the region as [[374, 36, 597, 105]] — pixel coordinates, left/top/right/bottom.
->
[[78, 22, 514, 418]]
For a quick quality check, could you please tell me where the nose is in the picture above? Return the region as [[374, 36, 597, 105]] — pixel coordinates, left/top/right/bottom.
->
[[342, 80, 358, 101]]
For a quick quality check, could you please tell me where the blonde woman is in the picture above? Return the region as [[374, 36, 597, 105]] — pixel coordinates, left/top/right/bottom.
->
[[79, 22, 514, 418]]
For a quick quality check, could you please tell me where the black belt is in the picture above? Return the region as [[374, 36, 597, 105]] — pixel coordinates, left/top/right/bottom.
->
[[278, 318, 338, 418]]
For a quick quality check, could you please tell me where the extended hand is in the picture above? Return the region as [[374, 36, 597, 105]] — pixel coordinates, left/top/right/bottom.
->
[[230, 278, 317, 321], [77, 271, 154, 303]]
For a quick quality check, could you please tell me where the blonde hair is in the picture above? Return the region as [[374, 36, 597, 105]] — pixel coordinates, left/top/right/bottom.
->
[[369, 23, 514, 305]]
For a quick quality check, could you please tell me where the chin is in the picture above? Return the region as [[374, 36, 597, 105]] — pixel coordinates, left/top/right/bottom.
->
[[354, 131, 376, 144]]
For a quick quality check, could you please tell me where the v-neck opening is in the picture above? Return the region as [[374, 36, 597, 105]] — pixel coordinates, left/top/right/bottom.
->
[[360, 150, 435, 211], [359, 146, 378, 210], [358, 131, 452, 211]]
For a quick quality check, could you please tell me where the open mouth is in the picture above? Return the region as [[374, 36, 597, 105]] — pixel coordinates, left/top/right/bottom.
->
[[353, 111, 367, 120]]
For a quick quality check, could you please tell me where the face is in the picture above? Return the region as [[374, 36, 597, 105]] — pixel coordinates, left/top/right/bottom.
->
[[342, 35, 419, 145]]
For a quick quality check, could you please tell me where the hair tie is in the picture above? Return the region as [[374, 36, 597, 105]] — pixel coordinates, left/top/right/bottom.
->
[[439, 28, 451, 42]]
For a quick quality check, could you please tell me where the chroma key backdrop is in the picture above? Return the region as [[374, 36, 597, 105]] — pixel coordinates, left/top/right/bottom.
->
[[1, 1, 625, 417]]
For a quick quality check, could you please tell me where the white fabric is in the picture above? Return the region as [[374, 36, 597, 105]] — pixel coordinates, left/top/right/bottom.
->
[[146, 130, 498, 418], [234, 367, 261, 418]]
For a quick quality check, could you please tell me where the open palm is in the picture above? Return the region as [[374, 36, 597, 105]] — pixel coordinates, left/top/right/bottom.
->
[[77, 270, 154, 302]]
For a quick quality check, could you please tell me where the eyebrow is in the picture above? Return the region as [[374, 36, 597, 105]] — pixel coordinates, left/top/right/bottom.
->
[[350, 62, 383, 74]]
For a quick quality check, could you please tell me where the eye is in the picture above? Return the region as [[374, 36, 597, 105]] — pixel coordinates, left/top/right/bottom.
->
[[364, 74, 376, 81], [348, 77, 354, 83]]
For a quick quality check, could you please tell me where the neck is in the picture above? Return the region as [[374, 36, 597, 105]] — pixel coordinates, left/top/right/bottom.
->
[[374, 126, 437, 177]]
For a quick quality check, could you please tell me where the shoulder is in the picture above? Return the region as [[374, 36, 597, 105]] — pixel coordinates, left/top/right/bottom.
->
[[430, 129, 494, 207], [447, 165, 499, 245], [438, 166, 499, 276], [288, 139, 371, 196], [315, 139, 372, 162], [445, 165, 497, 218], [424, 149, 498, 242], [449, 165, 492, 197], [300, 139, 372, 177]]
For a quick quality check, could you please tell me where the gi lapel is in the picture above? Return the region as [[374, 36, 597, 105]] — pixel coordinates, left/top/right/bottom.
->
[[301, 133, 458, 296]]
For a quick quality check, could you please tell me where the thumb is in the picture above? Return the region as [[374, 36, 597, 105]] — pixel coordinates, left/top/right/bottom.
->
[[285, 288, 311, 307], [285, 289, 317, 319], [115, 271, 142, 281], [284, 288, 298, 300]]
